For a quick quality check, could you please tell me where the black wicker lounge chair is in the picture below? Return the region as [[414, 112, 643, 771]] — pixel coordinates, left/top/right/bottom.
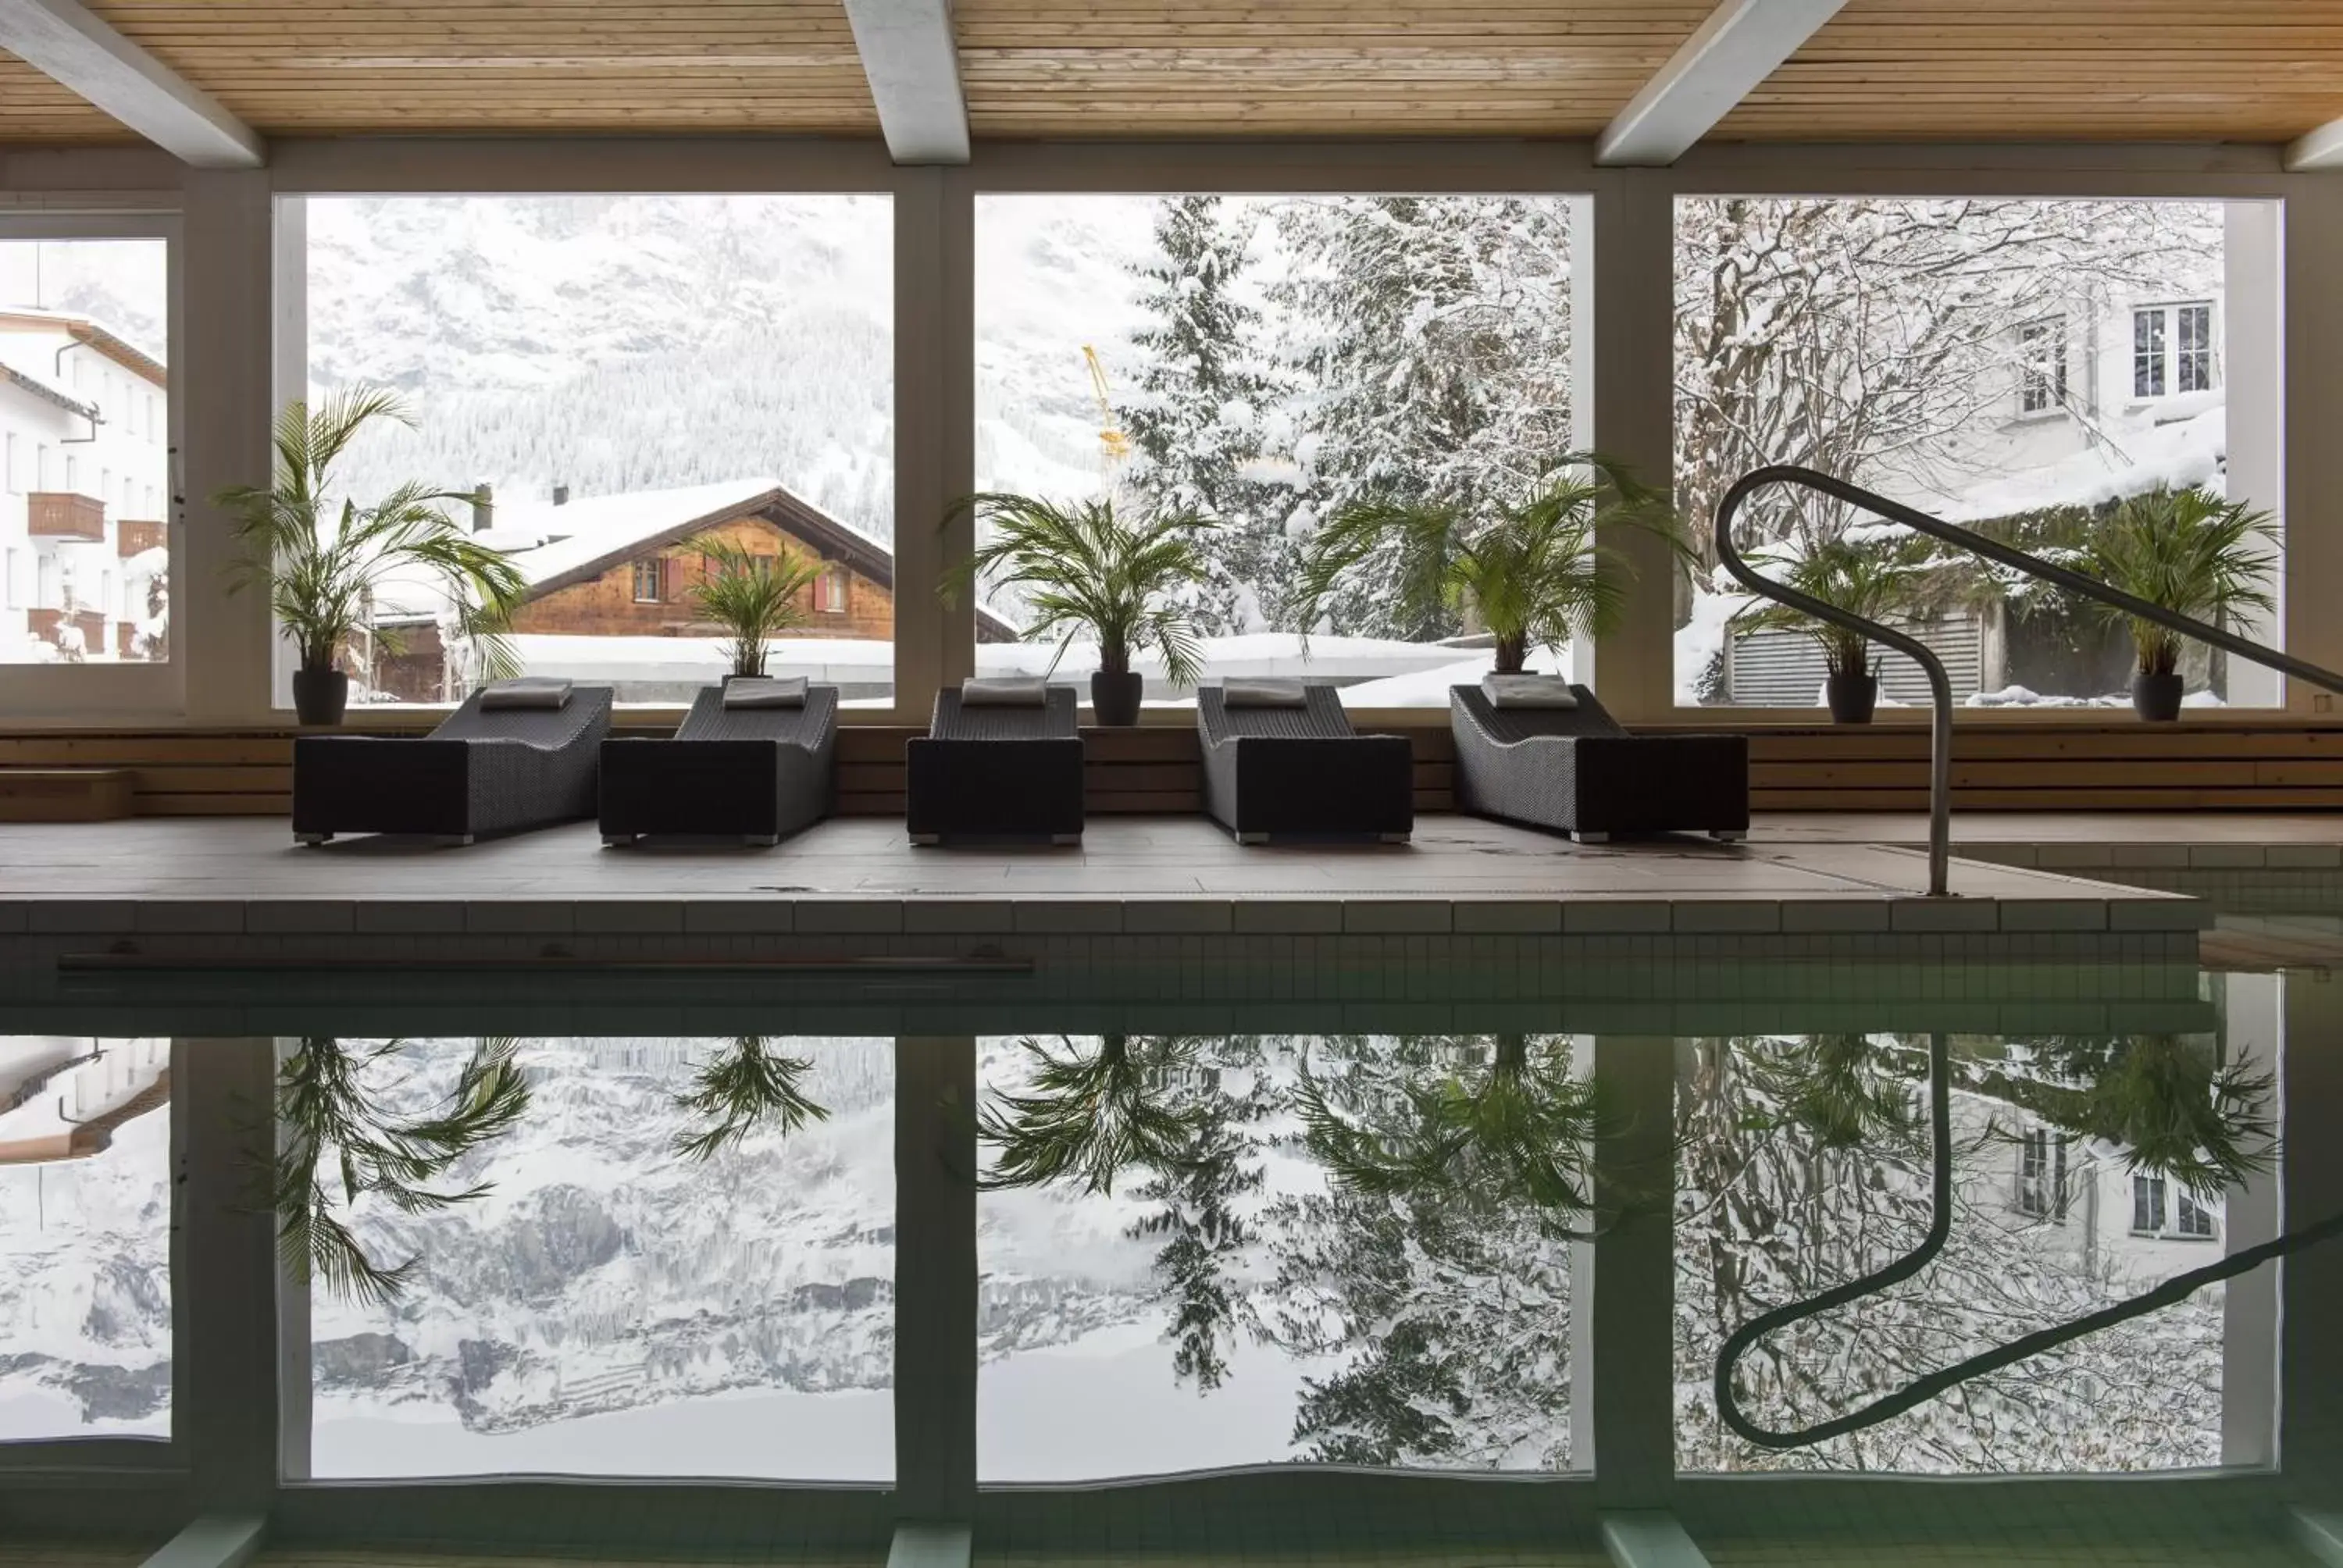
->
[[597, 680, 838, 846], [1198, 682, 1414, 843], [293, 681, 613, 846], [905, 682, 1085, 844], [1449, 682, 1748, 843]]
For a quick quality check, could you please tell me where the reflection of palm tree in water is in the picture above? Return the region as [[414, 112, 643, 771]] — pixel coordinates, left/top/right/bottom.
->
[[276, 1035, 836, 1304], [978, 1035, 1268, 1391], [1297, 1033, 1608, 1228], [271, 1036, 533, 1306]]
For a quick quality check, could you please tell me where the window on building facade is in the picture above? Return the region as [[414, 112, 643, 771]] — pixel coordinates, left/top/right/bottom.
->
[[2017, 1128, 2068, 1219], [2175, 1188, 2216, 1238], [2177, 303, 2214, 393], [632, 558, 664, 603], [815, 563, 849, 615], [302, 194, 893, 710], [1678, 199, 2271, 711], [975, 192, 1582, 710], [2020, 318, 2066, 415], [2134, 302, 2218, 400], [2131, 1174, 2166, 1234]]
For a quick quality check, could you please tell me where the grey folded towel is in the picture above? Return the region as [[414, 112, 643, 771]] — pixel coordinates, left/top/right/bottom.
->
[[1482, 674, 1579, 709], [723, 675, 808, 709], [1221, 678, 1309, 707], [479, 677, 573, 711], [962, 676, 1049, 707]]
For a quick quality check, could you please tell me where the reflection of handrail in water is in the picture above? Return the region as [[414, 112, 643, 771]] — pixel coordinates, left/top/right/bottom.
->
[[1714, 1034, 2343, 1450]]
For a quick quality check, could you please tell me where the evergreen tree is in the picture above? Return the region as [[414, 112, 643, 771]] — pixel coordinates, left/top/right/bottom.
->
[[1274, 197, 1576, 641], [1122, 197, 1291, 634]]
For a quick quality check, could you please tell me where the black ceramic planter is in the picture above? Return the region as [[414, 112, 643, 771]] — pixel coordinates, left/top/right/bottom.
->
[[2132, 670, 2184, 722], [1091, 669, 1143, 726], [1826, 670, 1879, 725], [293, 668, 350, 727]]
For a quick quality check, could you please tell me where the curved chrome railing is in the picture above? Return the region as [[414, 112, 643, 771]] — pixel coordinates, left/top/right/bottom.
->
[[1714, 464, 2343, 896]]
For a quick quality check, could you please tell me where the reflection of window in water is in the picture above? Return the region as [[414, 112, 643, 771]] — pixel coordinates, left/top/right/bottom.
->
[[2016, 1128, 2068, 1220], [2130, 1174, 2219, 1240]]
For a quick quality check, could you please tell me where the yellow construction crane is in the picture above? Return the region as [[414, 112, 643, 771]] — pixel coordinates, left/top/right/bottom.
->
[[1082, 344, 1132, 470]]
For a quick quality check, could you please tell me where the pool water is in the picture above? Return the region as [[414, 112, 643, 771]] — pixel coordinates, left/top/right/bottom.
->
[[0, 959, 2331, 1566]]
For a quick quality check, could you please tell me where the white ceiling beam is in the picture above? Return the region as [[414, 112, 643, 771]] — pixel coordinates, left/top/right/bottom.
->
[[2285, 118, 2343, 172], [0, 0, 262, 166], [1596, 0, 1849, 167], [840, 0, 968, 165]]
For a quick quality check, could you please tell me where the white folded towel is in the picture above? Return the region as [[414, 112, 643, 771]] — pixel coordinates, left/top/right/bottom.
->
[[961, 676, 1050, 707], [1482, 674, 1579, 709], [1220, 678, 1309, 708], [479, 677, 573, 711], [722, 675, 808, 709]]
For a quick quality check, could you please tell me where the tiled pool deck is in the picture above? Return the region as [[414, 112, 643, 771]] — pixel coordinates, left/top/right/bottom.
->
[[0, 816, 2217, 1008]]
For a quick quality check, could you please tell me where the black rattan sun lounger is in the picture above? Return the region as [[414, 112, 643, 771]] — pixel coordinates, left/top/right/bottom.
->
[[1198, 682, 1414, 843], [1449, 682, 1748, 843], [905, 684, 1084, 844], [293, 682, 613, 846], [597, 682, 838, 846]]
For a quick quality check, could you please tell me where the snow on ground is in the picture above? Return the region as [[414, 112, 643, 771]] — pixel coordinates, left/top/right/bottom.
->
[[1943, 401, 2227, 522]]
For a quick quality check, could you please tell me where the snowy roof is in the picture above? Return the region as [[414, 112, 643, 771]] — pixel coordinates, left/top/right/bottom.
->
[[479, 478, 794, 588], [0, 308, 167, 387], [383, 477, 1022, 640], [0, 360, 95, 421], [1944, 401, 2227, 524]]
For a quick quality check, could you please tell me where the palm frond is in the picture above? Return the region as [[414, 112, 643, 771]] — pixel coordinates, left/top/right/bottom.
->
[[1292, 454, 1681, 670], [685, 536, 824, 678], [218, 390, 524, 681], [672, 1038, 832, 1160], [2083, 486, 2278, 677], [943, 494, 1213, 682], [268, 1035, 534, 1303]]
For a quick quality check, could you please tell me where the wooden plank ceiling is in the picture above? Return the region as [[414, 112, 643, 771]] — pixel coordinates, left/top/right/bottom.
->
[[1717, 0, 2343, 142], [0, 49, 140, 142], [2, 0, 2341, 144], [953, 1, 1716, 137], [71, 0, 880, 134]]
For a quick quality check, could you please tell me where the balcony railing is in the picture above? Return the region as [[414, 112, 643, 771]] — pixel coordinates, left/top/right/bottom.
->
[[28, 607, 105, 650], [27, 491, 106, 541], [116, 518, 164, 558]]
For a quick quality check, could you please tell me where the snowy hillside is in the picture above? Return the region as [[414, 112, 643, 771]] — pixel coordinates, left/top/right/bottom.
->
[[308, 196, 900, 542], [0, 1053, 171, 1443], [306, 1036, 897, 1480]]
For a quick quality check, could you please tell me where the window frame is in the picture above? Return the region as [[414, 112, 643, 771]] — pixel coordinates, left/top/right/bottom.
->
[[0, 213, 183, 721], [2019, 315, 2067, 416], [2131, 298, 2221, 403]]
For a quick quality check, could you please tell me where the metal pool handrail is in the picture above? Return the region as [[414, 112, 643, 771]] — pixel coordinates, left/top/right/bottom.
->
[[1713, 464, 2343, 897]]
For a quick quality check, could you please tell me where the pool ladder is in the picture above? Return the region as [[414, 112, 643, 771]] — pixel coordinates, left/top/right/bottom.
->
[[1714, 465, 2343, 896]]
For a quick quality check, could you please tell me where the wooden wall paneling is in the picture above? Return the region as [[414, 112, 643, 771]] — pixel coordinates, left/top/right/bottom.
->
[[6, 722, 2343, 818]]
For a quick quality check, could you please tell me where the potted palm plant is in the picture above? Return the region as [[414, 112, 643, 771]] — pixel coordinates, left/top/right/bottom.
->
[[2083, 485, 2277, 722], [1292, 454, 1680, 682], [219, 390, 523, 726], [943, 494, 1211, 725], [686, 536, 822, 679], [1732, 533, 1936, 723]]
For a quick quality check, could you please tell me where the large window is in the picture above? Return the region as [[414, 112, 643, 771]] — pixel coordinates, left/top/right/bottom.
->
[[301, 195, 893, 708], [0, 237, 171, 669], [0, 1038, 173, 1442], [974, 194, 1583, 709], [305, 1036, 893, 1480], [1675, 199, 2277, 711]]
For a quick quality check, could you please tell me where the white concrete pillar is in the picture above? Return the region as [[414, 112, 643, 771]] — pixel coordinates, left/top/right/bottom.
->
[[1587, 176, 1679, 722], [2223, 201, 2283, 707], [178, 170, 277, 725]]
